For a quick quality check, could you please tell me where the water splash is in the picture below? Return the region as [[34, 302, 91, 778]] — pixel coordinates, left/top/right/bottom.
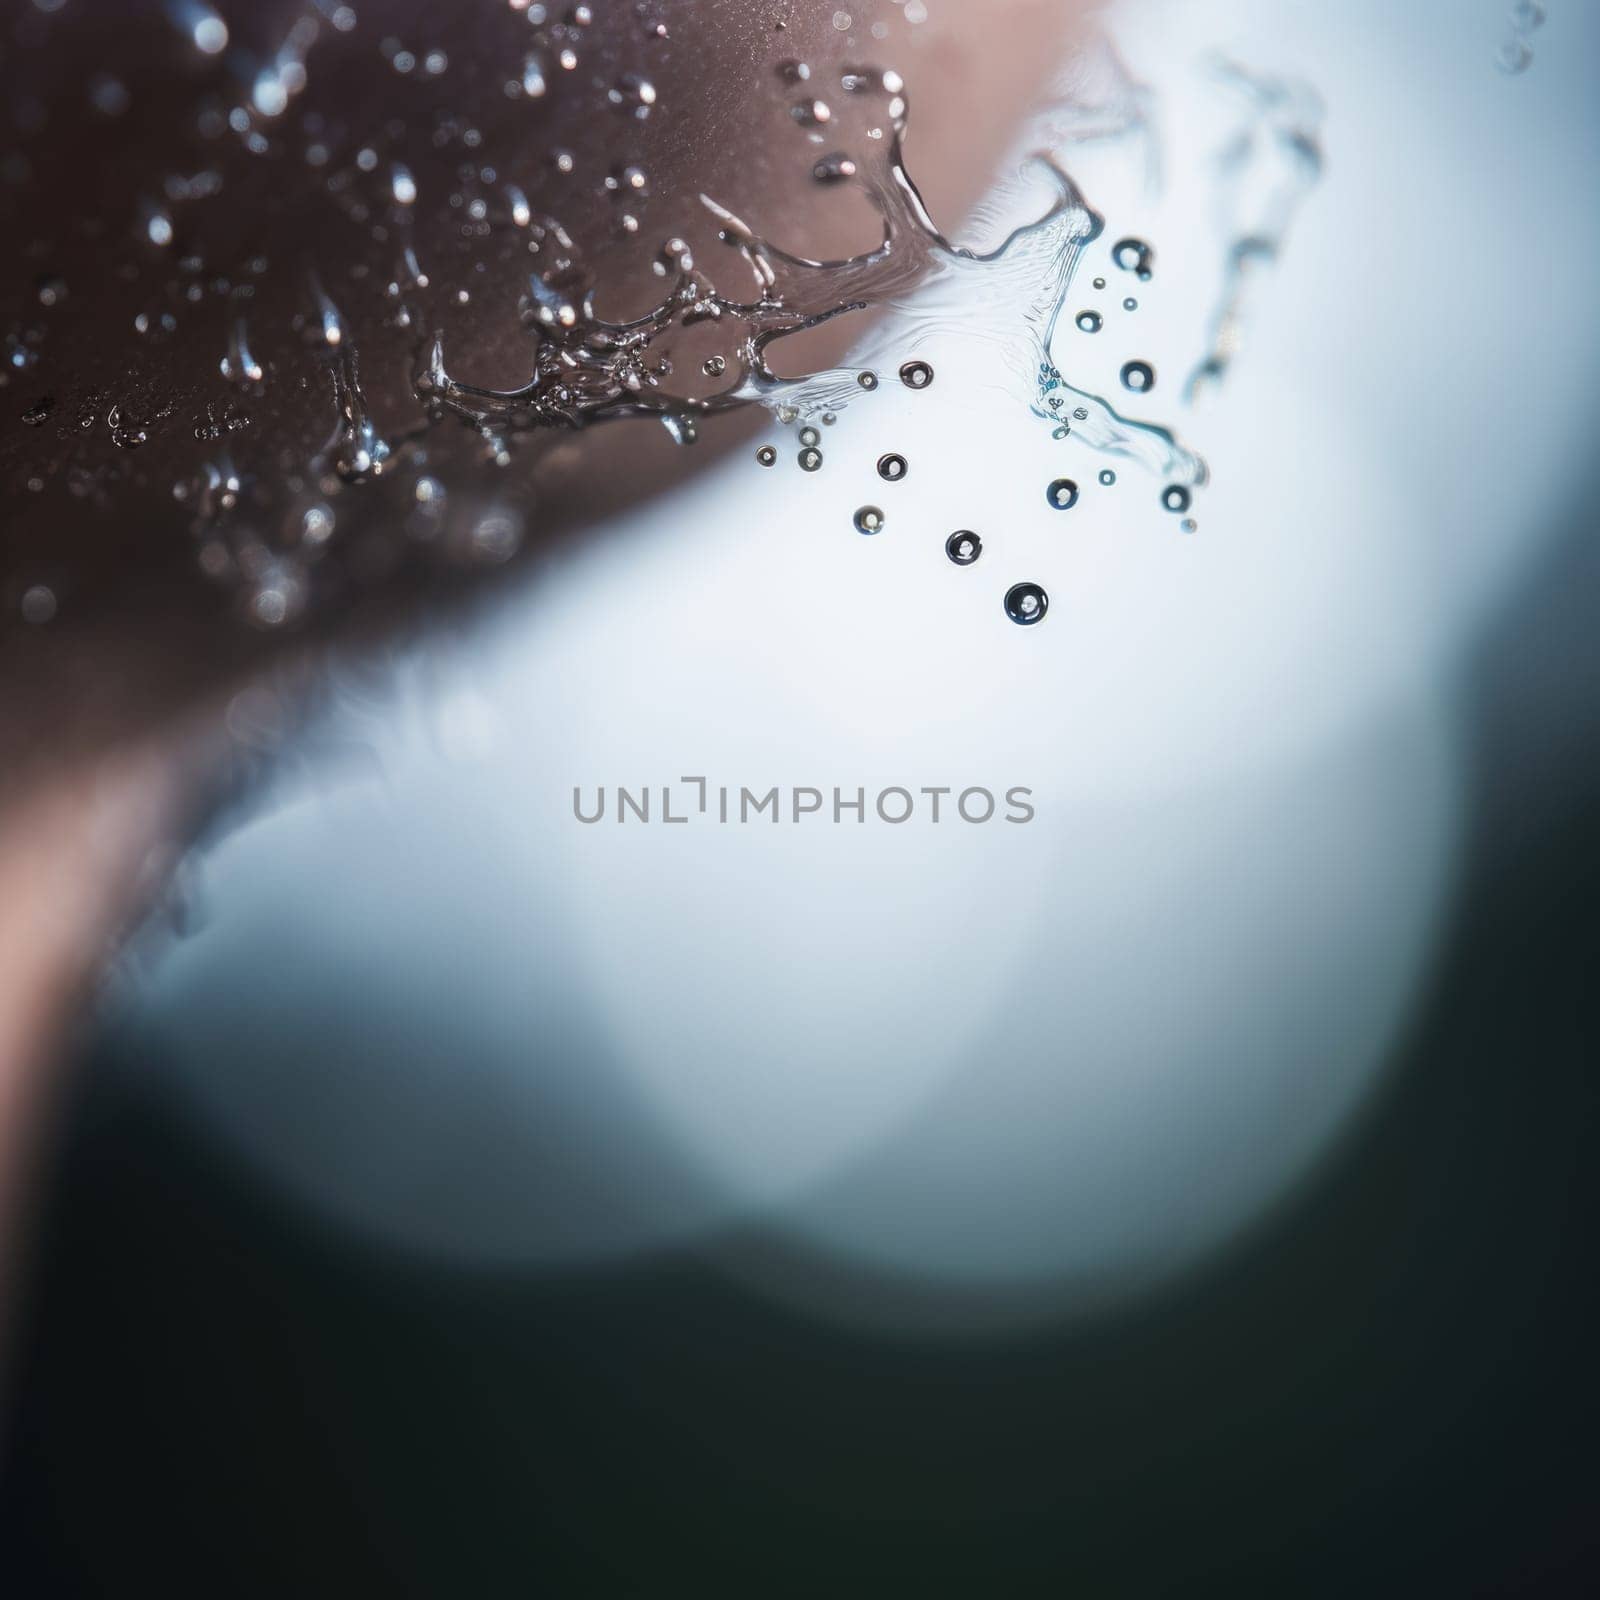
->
[[3, 10, 1251, 635], [1185, 60, 1324, 404], [419, 70, 1206, 489]]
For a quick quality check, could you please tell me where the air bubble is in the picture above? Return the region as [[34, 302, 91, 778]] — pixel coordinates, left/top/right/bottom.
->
[[854, 505, 885, 535], [1046, 478, 1078, 510], [877, 452, 907, 481], [946, 530, 981, 566], [1004, 582, 1049, 626]]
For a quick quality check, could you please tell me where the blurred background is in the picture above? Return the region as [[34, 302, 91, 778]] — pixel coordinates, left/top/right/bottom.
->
[[2, 0, 1598, 1592]]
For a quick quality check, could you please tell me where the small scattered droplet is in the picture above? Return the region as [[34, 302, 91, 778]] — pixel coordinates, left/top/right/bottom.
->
[[1181, 517, 1198, 533], [799, 446, 823, 472], [813, 153, 858, 183], [854, 505, 885, 535], [756, 444, 778, 467], [220, 318, 263, 386], [1092, 276, 1106, 290], [609, 73, 657, 114], [1121, 360, 1154, 393], [799, 424, 821, 447], [1163, 484, 1193, 514], [1123, 297, 1138, 312], [107, 401, 148, 449], [1075, 310, 1102, 333], [300, 503, 335, 546], [899, 359, 934, 390], [21, 584, 57, 625], [877, 452, 907, 481], [1112, 237, 1153, 279], [1047, 478, 1078, 510], [856, 370, 878, 390], [703, 355, 726, 377], [1005, 582, 1049, 626], [1099, 469, 1116, 486], [20, 396, 53, 427], [946, 530, 981, 566]]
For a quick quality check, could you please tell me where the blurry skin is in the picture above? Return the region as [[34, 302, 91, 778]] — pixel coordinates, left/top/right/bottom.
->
[[0, 3, 1094, 1307]]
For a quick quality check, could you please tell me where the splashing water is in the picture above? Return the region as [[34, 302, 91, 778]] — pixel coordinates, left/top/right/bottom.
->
[[0, 7, 1275, 635], [1184, 59, 1324, 404], [420, 67, 1206, 493]]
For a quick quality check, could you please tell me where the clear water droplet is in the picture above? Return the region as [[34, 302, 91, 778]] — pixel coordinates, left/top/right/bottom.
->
[[1047, 478, 1079, 510], [1121, 360, 1154, 393], [946, 529, 981, 566], [877, 452, 907, 481], [756, 444, 778, 467], [1075, 309, 1102, 333], [799, 424, 821, 448], [1099, 469, 1116, 486], [854, 505, 884, 535], [1005, 582, 1049, 625], [798, 446, 823, 472], [1162, 484, 1192, 513], [1112, 237, 1153, 279], [856, 370, 878, 390], [899, 360, 933, 390]]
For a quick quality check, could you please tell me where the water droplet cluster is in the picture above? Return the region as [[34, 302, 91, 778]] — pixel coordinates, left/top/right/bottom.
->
[[2, 10, 1210, 641]]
